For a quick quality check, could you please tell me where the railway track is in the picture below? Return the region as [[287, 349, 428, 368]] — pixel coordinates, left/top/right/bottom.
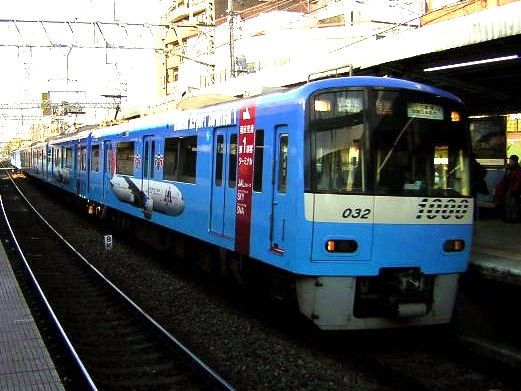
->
[[3, 169, 520, 391], [0, 171, 235, 391], [313, 328, 520, 391]]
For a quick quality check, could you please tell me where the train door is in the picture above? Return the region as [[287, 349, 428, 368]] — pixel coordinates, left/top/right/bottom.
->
[[45, 145, 51, 181], [74, 144, 80, 194], [78, 143, 88, 197], [270, 127, 289, 252], [142, 136, 156, 188], [102, 141, 113, 201], [210, 127, 236, 238], [39, 147, 44, 177], [141, 136, 156, 218]]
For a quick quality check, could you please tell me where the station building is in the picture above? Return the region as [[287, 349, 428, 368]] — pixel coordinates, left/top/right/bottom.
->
[[153, 0, 521, 202]]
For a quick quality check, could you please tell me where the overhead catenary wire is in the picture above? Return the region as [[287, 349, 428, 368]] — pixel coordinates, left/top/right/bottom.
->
[[0, 18, 203, 51], [0, 102, 121, 109], [0, 18, 171, 30]]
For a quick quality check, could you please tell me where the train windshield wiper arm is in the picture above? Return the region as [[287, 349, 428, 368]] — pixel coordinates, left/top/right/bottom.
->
[[377, 117, 414, 174]]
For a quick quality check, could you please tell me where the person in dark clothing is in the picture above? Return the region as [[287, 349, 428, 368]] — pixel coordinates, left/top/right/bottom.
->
[[495, 154, 521, 222]]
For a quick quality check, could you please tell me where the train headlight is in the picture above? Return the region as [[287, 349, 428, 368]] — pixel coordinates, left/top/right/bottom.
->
[[325, 240, 358, 253], [443, 239, 465, 252], [451, 111, 461, 122]]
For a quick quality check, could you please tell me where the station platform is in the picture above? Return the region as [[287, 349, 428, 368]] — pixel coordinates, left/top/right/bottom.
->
[[0, 242, 65, 390], [453, 214, 521, 371], [471, 217, 521, 285]]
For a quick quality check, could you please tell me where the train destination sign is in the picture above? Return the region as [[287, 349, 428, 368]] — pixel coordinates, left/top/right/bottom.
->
[[407, 102, 444, 120]]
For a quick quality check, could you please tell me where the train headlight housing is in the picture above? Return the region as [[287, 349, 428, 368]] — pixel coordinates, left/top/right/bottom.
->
[[325, 239, 358, 253], [443, 239, 465, 252]]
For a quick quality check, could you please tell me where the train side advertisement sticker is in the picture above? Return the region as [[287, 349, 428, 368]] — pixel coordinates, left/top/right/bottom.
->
[[235, 105, 256, 255]]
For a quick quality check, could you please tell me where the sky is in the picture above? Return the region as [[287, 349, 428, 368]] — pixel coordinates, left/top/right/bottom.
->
[[0, 0, 164, 141]]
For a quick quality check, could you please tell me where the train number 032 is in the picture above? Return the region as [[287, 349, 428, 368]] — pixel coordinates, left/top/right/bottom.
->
[[342, 208, 371, 219]]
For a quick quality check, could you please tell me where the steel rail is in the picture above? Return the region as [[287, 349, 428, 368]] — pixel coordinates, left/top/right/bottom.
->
[[5, 171, 237, 391], [0, 193, 98, 391]]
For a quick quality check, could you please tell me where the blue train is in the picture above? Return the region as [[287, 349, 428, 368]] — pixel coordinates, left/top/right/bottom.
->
[[12, 76, 474, 330]]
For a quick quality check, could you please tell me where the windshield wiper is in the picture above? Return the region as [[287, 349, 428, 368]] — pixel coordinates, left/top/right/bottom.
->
[[377, 117, 414, 174]]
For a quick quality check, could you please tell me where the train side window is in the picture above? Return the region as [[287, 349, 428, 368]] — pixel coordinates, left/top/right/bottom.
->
[[52, 148, 58, 170], [215, 135, 224, 186], [143, 140, 155, 179], [80, 147, 88, 172], [253, 130, 264, 192], [278, 134, 288, 193], [105, 144, 114, 174], [164, 136, 198, 183], [116, 141, 135, 175], [178, 136, 197, 183], [64, 147, 73, 169], [91, 145, 100, 172], [228, 134, 237, 188], [150, 141, 155, 177], [164, 138, 177, 181]]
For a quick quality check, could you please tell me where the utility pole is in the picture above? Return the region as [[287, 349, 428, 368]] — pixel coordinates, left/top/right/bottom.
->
[[204, 0, 216, 85], [228, 0, 235, 78]]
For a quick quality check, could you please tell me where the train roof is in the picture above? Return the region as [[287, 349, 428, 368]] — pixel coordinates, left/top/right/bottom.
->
[[48, 129, 94, 145], [299, 76, 463, 103], [90, 112, 175, 139], [46, 76, 463, 143]]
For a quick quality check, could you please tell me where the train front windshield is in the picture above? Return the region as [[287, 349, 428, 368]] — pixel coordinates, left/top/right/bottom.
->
[[309, 88, 471, 197]]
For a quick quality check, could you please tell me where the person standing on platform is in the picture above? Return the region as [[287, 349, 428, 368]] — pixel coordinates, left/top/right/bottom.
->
[[494, 154, 521, 222]]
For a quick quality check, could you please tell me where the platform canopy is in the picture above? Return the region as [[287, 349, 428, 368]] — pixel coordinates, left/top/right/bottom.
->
[[349, 1, 521, 115]]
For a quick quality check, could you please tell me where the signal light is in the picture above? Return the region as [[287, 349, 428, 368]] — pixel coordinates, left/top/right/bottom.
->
[[443, 239, 465, 252], [327, 240, 335, 252], [451, 111, 461, 122]]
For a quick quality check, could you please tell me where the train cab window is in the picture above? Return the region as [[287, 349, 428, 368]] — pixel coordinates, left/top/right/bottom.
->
[[373, 91, 470, 197], [91, 145, 100, 172], [164, 136, 198, 183], [228, 134, 237, 188], [315, 125, 364, 193], [116, 141, 135, 175], [64, 147, 73, 169], [311, 90, 366, 194], [253, 130, 264, 192]]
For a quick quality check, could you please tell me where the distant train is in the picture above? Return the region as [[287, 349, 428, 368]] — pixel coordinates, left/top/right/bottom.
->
[[12, 76, 474, 330]]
